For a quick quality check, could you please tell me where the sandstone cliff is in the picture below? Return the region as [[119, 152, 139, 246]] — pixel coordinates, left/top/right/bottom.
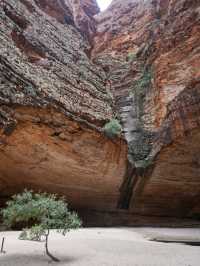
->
[[0, 0, 200, 226], [93, 0, 200, 221], [0, 0, 127, 214]]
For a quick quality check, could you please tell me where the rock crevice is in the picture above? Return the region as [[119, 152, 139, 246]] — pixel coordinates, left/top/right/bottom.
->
[[0, 0, 200, 225]]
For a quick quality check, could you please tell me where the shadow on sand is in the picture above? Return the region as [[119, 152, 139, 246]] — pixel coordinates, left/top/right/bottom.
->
[[0, 253, 81, 265]]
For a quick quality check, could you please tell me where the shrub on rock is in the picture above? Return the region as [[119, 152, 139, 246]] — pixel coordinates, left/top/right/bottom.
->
[[103, 119, 122, 139]]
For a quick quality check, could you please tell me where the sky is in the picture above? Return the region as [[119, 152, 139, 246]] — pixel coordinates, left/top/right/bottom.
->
[[96, 0, 112, 11]]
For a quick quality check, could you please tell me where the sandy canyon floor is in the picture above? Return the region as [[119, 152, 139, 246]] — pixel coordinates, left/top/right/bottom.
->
[[0, 228, 200, 266]]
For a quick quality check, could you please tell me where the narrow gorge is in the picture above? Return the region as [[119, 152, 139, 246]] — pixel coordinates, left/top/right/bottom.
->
[[0, 0, 200, 226]]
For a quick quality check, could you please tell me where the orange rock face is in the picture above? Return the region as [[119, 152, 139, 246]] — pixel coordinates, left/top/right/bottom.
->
[[0, 0, 127, 219], [93, 0, 200, 220], [0, 0, 200, 225], [0, 107, 127, 211]]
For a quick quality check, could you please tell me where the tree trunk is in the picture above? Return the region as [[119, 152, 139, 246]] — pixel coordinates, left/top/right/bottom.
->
[[45, 229, 60, 262], [1, 237, 5, 253]]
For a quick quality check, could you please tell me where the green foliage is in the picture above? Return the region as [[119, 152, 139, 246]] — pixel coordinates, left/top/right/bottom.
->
[[1, 190, 82, 261], [127, 68, 154, 165], [103, 119, 122, 139], [127, 52, 137, 62], [19, 225, 46, 241], [2, 190, 82, 235], [132, 68, 153, 118], [136, 69, 152, 91]]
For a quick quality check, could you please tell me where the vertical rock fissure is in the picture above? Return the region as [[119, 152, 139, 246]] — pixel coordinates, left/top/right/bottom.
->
[[109, 59, 154, 209], [117, 161, 136, 209]]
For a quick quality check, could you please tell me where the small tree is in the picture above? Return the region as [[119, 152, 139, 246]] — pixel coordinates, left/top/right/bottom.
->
[[1, 190, 82, 262], [103, 119, 122, 139]]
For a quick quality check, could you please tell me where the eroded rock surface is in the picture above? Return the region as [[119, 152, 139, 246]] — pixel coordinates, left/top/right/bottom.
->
[[0, 0, 127, 215], [93, 0, 200, 219], [0, 0, 200, 225]]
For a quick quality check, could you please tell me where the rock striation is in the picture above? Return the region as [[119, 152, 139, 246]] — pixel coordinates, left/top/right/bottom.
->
[[0, 0, 127, 214], [0, 0, 200, 225], [93, 0, 200, 220]]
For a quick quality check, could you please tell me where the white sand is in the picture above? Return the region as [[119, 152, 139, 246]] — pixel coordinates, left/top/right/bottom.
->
[[0, 228, 200, 266]]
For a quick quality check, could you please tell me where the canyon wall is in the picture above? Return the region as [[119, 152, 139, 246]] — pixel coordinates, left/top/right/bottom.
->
[[0, 0, 127, 214], [0, 0, 200, 225], [93, 0, 200, 220]]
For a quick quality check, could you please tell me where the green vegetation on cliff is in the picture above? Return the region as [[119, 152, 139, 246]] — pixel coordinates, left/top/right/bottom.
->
[[103, 119, 122, 139]]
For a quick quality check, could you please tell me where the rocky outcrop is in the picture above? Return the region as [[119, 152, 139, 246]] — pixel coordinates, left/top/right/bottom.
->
[[0, 0, 200, 225], [67, 0, 100, 40], [0, 107, 127, 211], [0, 0, 127, 215], [93, 0, 200, 220]]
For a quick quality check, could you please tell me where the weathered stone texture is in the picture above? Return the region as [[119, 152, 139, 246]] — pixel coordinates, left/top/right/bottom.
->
[[0, 107, 127, 211], [0, 0, 200, 224], [93, 0, 200, 219], [0, 0, 111, 125], [0, 0, 127, 215]]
